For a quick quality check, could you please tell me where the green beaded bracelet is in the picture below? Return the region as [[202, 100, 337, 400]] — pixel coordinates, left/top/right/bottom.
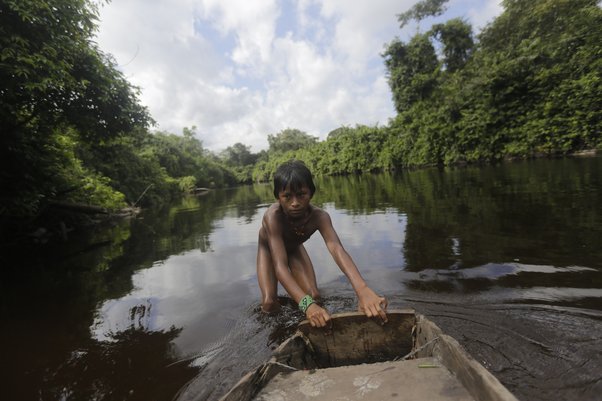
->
[[299, 295, 315, 314]]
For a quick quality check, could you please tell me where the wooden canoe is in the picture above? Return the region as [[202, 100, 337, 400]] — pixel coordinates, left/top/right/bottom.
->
[[219, 309, 519, 401]]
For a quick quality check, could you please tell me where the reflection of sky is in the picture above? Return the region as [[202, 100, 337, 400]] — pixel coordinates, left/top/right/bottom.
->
[[91, 203, 407, 354], [91, 196, 602, 356], [401, 263, 597, 281], [305, 205, 407, 286], [474, 287, 602, 304]]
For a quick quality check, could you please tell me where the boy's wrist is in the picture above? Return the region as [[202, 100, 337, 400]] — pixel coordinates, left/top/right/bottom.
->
[[354, 283, 369, 294], [299, 294, 315, 313]]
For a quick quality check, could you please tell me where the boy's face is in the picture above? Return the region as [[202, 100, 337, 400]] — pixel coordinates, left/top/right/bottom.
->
[[277, 184, 312, 217]]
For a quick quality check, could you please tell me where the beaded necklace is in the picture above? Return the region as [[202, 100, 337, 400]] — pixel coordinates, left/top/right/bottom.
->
[[286, 208, 312, 237]]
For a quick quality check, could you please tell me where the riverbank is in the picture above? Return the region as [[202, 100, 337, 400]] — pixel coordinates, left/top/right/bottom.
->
[[0, 203, 140, 250]]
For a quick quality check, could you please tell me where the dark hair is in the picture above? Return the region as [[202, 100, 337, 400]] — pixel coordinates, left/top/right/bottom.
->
[[273, 160, 316, 199]]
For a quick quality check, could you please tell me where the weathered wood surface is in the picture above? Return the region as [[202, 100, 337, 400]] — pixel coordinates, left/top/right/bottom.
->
[[219, 310, 519, 401], [255, 357, 475, 401], [297, 309, 416, 367], [218, 362, 297, 401], [415, 316, 519, 401]]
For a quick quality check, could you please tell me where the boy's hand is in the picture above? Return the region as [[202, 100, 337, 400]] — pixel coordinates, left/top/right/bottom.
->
[[306, 303, 331, 327], [357, 287, 388, 323]]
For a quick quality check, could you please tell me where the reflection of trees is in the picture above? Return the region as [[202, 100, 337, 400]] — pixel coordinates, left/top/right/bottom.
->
[[2, 184, 265, 401], [134, 184, 271, 258], [10, 156, 599, 293], [42, 326, 198, 401], [314, 173, 400, 214], [311, 157, 601, 277], [397, 158, 602, 273], [4, 157, 601, 400]]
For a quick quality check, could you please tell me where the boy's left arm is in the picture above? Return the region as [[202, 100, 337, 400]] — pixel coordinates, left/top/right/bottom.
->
[[318, 212, 388, 323]]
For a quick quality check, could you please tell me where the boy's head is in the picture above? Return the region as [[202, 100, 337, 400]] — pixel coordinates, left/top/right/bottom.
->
[[273, 160, 316, 199]]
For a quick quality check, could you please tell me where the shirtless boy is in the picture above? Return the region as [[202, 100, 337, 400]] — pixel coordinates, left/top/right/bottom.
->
[[257, 160, 388, 327]]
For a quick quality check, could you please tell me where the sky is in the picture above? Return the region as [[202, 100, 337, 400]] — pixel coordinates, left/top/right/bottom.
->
[[95, 0, 503, 152]]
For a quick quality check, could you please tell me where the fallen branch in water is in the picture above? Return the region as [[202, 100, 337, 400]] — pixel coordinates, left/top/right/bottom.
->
[[132, 184, 153, 207]]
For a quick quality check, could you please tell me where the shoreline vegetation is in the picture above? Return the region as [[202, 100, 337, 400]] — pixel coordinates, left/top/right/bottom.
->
[[1, 0, 600, 245], [5, 149, 599, 249]]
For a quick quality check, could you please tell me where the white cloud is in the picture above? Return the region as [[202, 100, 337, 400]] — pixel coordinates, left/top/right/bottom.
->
[[458, 0, 503, 30], [199, 0, 279, 67], [95, 0, 503, 152]]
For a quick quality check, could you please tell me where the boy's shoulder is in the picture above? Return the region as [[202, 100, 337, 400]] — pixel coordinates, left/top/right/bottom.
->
[[307, 205, 332, 227], [263, 202, 288, 219], [308, 204, 326, 218], [262, 203, 328, 221], [264, 202, 282, 214]]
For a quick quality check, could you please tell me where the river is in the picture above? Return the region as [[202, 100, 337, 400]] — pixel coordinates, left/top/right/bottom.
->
[[1, 156, 601, 401]]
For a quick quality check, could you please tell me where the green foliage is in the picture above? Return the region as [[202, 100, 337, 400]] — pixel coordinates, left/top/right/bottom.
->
[[224, 165, 254, 184], [146, 131, 205, 181], [267, 128, 318, 153], [148, 128, 237, 189], [0, 0, 239, 229], [250, 0, 599, 179], [87, 127, 237, 205], [316, 125, 390, 174], [430, 18, 474, 72], [0, 0, 152, 218], [220, 142, 257, 167], [47, 127, 127, 211], [74, 131, 178, 209], [76, 174, 127, 210], [218, 142, 259, 183], [397, 0, 450, 28], [252, 125, 392, 182], [383, 33, 439, 113], [464, 0, 602, 158], [2, 0, 600, 230], [177, 176, 197, 193], [383, 0, 601, 166]]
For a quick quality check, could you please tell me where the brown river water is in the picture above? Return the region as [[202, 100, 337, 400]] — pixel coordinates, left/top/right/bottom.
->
[[1, 156, 601, 401]]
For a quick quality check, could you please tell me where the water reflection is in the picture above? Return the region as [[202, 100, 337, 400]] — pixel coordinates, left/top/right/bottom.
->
[[92, 203, 265, 355], [2, 157, 601, 401], [43, 326, 197, 401], [92, 195, 409, 356]]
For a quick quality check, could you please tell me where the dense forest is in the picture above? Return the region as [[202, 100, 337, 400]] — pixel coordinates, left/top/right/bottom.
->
[[252, 0, 601, 180], [1, 0, 600, 239]]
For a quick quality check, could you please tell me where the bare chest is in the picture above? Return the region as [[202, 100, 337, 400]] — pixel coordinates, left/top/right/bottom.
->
[[282, 219, 318, 247]]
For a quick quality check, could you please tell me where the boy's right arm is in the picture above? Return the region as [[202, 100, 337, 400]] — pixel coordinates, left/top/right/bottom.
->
[[263, 213, 331, 327]]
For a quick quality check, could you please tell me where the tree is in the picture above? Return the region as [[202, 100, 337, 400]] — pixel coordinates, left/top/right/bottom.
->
[[466, 0, 602, 156], [397, 0, 449, 28], [430, 18, 474, 72], [220, 143, 257, 167], [0, 0, 151, 216], [381, 0, 601, 168], [383, 33, 439, 113], [267, 128, 318, 153]]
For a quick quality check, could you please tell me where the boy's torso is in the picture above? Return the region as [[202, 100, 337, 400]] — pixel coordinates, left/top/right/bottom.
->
[[263, 203, 322, 250]]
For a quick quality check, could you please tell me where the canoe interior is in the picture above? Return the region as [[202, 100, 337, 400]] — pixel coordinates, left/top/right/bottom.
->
[[219, 309, 518, 401], [295, 310, 415, 368]]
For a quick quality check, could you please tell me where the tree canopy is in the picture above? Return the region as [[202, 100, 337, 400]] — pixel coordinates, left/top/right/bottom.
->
[[381, 0, 601, 165], [267, 128, 319, 153], [0, 0, 235, 233], [1, 0, 151, 216], [2, 0, 600, 237], [397, 0, 449, 28], [254, 0, 600, 179]]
